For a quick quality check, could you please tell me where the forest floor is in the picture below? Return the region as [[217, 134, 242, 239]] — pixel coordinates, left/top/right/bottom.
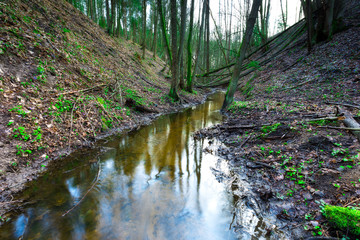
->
[[195, 12, 360, 239], [0, 0, 207, 221]]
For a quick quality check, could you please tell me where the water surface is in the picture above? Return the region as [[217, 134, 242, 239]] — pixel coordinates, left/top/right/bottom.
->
[[1, 92, 238, 240]]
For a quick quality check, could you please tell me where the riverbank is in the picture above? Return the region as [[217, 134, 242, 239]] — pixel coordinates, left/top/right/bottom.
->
[[0, 0, 209, 222], [195, 15, 360, 239]]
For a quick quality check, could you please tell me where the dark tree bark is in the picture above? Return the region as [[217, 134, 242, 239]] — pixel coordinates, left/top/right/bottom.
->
[[258, 0, 270, 50], [157, 0, 172, 66], [105, 0, 110, 32], [323, 0, 335, 39], [221, 0, 262, 111], [191, 0, 206, 86], [108, 0, 115, 35], [279, 0, 287, 30], [179, 53, 185, 89], [177, 0, 187, 90], [116, 0, 122, 37], [303, 0, 344, 43], [169, 0, 179, 101], [205, 0, 210, 72], [301, 0, 313, 53], [152, 4, 158, 58], [142, 0, 147, 59], [185, 0, 195, 92], [122, 0, 128, 39]]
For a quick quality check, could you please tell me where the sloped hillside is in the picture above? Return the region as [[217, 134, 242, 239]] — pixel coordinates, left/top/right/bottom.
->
[[195, 4, 360, 238], [0, 0, 202, 201]]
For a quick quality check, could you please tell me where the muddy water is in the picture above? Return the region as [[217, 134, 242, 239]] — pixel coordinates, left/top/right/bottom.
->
[[1, 92, 240, 240]]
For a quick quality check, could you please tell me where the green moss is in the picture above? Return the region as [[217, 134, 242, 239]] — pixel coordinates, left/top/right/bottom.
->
[[323, 205, 360, 235]]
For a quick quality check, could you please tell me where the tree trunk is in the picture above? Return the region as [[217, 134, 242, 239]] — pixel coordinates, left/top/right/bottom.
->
[[191, 0, 206, 85], [152, 5, 158, 58], [221, 0, 262, 111], [116, 1, 121, 37], [177, 0, 187, 90], [169, 0, 179, 100], [280, 0, 287, 30], [307, 0, 313, 52], [179, 53, 185, 89], [105, 0, 110, 32], [185, 0, 195, 92], [323, 0, 335, 39], [87, 0, 91, 18], [157, 0, 172, 66], [110, 0, 115, 34], [205, 0, 210, 72], [142, 0, 147, 59], [227, 0, 232, 62]]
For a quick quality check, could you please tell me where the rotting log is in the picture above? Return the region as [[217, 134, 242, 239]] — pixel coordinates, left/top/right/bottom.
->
[[337, 107, 360, 141]]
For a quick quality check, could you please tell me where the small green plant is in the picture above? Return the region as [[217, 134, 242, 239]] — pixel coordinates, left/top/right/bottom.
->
[[13, 126, 30, 141], [265, 86, 278, 93], [35, 60, 48, 82], [322, 205, 360, 235], [32, 127, 42, 141], [261, 123, 281, 135], [125, 89, 145, 106], [23, 16, 32, 23], [63, 28, 71, 33], [16, 145, 32, 156], [50, 95, 73, 114], [312, 226, 323, 236], [247, 61, 261, 70], [101, 116, 113, 129], [145, 86, 162, 94], [286, 189, 294, 197], [8, 105, 29, 117], [332, 148, 349, 156]]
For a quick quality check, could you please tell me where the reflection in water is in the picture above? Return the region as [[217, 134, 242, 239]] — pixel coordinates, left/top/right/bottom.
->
[[0, 92, 238, 240]]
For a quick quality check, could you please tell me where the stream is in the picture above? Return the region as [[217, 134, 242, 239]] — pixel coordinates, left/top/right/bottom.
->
[[1, 92, 243, 240]]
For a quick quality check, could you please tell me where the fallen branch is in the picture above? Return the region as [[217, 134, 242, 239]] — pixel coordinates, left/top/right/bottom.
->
[[344, 197, 360, 207], [254, 161, 274, 169], [62, 162, 101, 217], [281, 79, 314, 91], [305, 116, 339, 122], [0, 200, 22, 205], [239, 135, 252, 148], [336, 107, 360, 141], [225, 124, 258, 129], [325, 101, 360, 110], [58, 84, 106, 96], [318, 126, 360, 131]]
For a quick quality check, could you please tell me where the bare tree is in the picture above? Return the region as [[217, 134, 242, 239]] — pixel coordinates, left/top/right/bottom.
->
[[222, 0, 262, 111], [157, 0, 172, 66], [178, 0, 188, 89], [142, 0, 146, 59], [169, 0, 179, 100], [186, 0, 195, 92], [279, 0, 288, 30], [152, 4, 158, 58]]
